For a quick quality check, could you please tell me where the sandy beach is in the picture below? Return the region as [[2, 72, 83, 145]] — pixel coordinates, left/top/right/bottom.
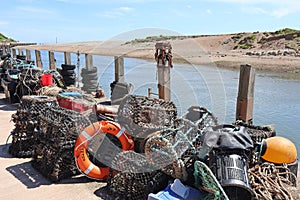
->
[[18, 34, 300, 80]]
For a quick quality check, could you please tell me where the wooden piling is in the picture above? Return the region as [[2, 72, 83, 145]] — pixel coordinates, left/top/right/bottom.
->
[[64, 52, 71, 65], [114, 56, 124, 82], [236, 64, 256, 124], [148, 88, 152, 98], [35, 50, 43, 68], [155, 42, 172, 101], [12, 49, 16, 58], [48, 51, 56, 70], [26, 50, 31, 61], [85, 54, 93, 70], [18, 49, 24, 56]]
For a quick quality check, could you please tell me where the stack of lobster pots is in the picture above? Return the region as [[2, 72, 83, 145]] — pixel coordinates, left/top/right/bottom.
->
[[9, 95, 58, 158], [31, 106, 90, 181]]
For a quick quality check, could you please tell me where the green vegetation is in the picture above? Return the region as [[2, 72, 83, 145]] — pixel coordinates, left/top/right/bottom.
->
[[0, 33, 16, 42], [234, 34, 256, 49], [258, 36, 267, 44], [231, 33, 244, 42], [123, 34, 212, 45], [272, 28, 298, 36]]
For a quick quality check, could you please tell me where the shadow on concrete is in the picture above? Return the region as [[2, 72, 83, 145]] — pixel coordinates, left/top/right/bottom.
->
[[94, 185, 116, 200], [6, 161, 52, 189], [6, 160, 97, 189], [0, 98, 17, 111], [0, 143, 13, 158]]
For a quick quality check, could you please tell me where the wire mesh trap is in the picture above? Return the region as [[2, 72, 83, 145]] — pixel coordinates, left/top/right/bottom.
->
[[31, 106, 90, 181], [9, 95, 58, 158]]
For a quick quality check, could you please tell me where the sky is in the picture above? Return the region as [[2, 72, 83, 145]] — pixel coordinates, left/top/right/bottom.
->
[[1, 0, 300, 43]]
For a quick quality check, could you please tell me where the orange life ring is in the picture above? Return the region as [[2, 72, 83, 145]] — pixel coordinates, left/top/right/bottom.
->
[[74, 120, 134, 180]]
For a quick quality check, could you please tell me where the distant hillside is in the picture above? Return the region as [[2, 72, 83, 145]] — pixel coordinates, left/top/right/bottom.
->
[[124, 28, 300, 54], [0, 33, 16, 42]]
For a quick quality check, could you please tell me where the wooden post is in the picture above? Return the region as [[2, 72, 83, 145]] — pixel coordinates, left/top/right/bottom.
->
[[114, 56, 124, 82], [64, 52, 71, 65], [18, 49, 24, 55], [26, 49, 31, 60], [148, 88, 152, 98], [155, 42, 173, 101], [236, 64, 256, 124], [85, 54, 93, 70], [48, 51, 56, 70], [12, 48, 16, 58], [35, 50, 43, 68]]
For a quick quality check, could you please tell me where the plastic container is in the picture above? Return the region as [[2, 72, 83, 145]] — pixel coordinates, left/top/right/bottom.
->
[[148, 179, 203, 200], [41, 74, 53, 86]]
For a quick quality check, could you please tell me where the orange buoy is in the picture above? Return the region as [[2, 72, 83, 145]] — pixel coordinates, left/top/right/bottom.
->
[[74, 121, 134, 180], [261, 136, 297, 164]]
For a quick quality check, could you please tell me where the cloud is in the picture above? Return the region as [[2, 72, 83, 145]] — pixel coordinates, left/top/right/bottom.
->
[[210, 0, 300, 18], [271, 8, 293, 18], [97, 6, 134, 18], [17, 6, 54, 14]]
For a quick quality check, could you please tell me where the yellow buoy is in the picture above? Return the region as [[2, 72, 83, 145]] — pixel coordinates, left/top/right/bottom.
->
[[261, 136, 297, 164]]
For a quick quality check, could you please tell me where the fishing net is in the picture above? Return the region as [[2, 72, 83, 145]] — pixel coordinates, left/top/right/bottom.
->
[[194, 161, 229, 200]]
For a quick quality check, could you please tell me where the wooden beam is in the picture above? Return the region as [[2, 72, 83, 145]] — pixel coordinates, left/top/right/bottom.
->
[[114, 56, 124, 82], [18, 49, 24, 55], [48, 51, 56, 70], [64, 52, 71, 65], [11, 49, 16, 58], [236, 64, 256, 124], [85, 54, 93, 70], [155, 42, 172, 101], [26, 49, 31, 60], [35, 50, 43, 68]]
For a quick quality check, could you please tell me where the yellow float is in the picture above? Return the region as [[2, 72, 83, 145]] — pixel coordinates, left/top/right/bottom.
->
[[261, 136, 297, 164]]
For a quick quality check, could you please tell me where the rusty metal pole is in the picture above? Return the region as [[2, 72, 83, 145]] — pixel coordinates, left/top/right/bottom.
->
[[236, 64, 256, 124], [155, 42, 172, 101]]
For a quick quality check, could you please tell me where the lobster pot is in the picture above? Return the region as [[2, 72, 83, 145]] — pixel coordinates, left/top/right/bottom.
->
[[209, 151, 254, 200], [9, 95, 58, 158], [235, 121, 276, 144], [117, 95, 177, 139], [16, 68, 44, 100], [107, 170, 169, 200], [32, 107, 90, 181]]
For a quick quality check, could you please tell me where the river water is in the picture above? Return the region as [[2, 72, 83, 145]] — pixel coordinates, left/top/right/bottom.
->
[[36, 50, 300, 154]]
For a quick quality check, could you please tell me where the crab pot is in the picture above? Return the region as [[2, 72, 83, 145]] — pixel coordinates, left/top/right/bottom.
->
[[209, 150, 254, 200]]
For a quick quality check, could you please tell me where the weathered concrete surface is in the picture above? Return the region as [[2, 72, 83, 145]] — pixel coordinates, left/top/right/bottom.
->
[[0, 94, 107, 200]]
